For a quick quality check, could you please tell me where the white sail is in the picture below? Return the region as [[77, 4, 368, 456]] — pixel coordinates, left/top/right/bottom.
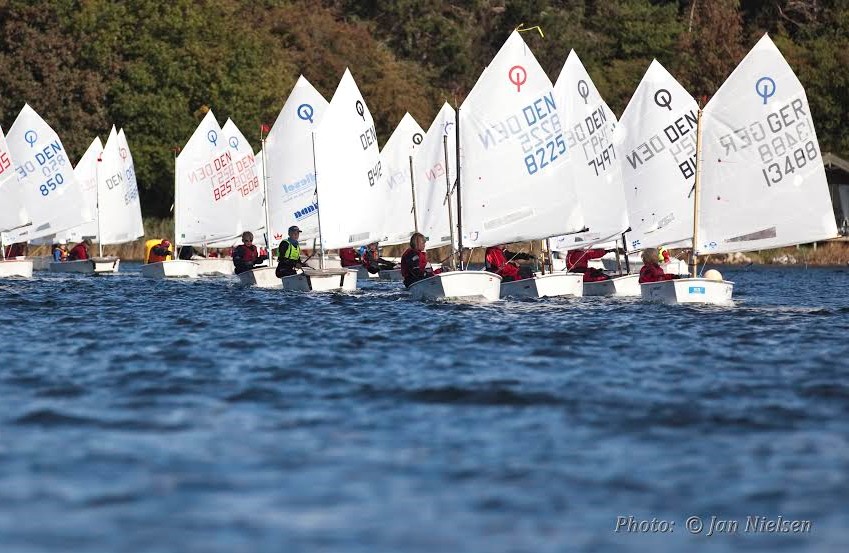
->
[[413, 103, 457, 248], [4, 104, 91, 242], [116, 129, 145, 239], [0, 126, 29, 234], [90, 127, 144, 244], [175, 110, 243, 246], [697, 34, 838, 254], [202, 119, 265, 247], [617, 60, 698, 252], [313, 68, 385, 249], [549, 50, 629, 250], [379, 113, 424, 246], [265, 76, 328, 245], [459, 31, 583, 247], [48, 136, 103, 243]]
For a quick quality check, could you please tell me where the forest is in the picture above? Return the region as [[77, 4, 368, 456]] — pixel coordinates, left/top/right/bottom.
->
[[0, 0, 846, 216]]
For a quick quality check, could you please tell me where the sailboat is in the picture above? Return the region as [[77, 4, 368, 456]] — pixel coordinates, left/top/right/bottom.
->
[[616, 60, 700, 295], [643, 35, 837, 304], [548, 51, 639, 296], [367, 112, 424, 281], [0, 125, 33, 278], [144, 111, 235, 279], [239, 76, 330, 288], [49, 127, 144, 274], [279, 68, 381, 292], [2, 105, 91, 276], [454, 31, 585, 300]]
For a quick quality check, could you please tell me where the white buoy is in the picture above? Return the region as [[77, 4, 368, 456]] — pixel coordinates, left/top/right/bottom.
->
[[703, 269, 723, 281]]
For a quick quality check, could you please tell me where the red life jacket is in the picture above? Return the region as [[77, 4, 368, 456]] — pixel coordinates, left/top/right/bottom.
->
[[566, 248, 606, 271], [639, 262, 676, 283], [485, 247, 521, 280], [400, 247, 427, 280], [339, 247, 359, 267], [68, 243, 89, 261], [234, 244, 258, 263]]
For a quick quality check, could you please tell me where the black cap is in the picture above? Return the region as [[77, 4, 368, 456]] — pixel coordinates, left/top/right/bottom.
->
[[288, 225, 301, 233]]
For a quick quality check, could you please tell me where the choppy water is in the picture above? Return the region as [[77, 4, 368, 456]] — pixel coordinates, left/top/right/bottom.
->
[[1, 263, 848, 553]]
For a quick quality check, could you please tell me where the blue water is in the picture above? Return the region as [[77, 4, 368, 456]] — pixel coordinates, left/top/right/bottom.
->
[[1, 263, 848, 552]]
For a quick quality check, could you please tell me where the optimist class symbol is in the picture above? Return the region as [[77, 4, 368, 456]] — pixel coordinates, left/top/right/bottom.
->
[[207, 130, 218, 146], [119, 147, 128, 160], [229, 136, 239, 149], [756, 77, 776, 105], [443, 121, 454, 136], [654, 89, 672, 111], [577, 80, 590, 104], [508, 65, 527, 92], [355, 100, 365, 121], [297, 103, 314, 123], [24, 130, 37, 147], [412, 133, 423, 145]]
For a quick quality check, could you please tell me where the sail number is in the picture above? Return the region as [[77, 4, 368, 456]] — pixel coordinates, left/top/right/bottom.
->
[[14, 144, 69, 197], [587, 143, 617, 176], [761, 141, 818, 186], [0, 152, 10, 175], [524, 135, 566, 175], [367, 160, 382, 186]]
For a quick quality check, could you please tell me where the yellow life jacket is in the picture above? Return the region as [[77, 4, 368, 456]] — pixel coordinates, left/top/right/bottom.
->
[[145, 239, 172, 263], [280, 239, 300, 262]]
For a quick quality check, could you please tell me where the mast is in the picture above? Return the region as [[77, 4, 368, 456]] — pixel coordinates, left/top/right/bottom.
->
[[409, 155, 418, 233], [455, 104, 463, 270], [261, 135, 273, 264], [691, 107, 704, 278], [96, 151, 103, 257], [442, 135, 456, 271], [621, 232, 630, 274], [173, 147, 179, 258], [310, 132, 325, 270]]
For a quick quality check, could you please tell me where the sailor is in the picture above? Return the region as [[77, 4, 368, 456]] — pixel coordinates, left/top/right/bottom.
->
[[638, 248, 679, 283], [339, 247, 360, 267], [276, 225, 304, 278], [400, 232, 434, 288], [68, 238, 92, 261], [146, 239, 173, 263], [361, 242, 395, 274], [566, 248, 610, 282], [232, 231, 268, 274], [52, 243, 68, 262], [484, 244, 532, 283]]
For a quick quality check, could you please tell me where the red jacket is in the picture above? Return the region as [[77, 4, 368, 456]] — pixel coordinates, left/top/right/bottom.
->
[[68, 243, 89, 261], [339, 247, 359, 267], [485, 247, 521, 280], [566, 248, 606, 271], [639, 262, 676, 284], [401, 247, 432, 287]]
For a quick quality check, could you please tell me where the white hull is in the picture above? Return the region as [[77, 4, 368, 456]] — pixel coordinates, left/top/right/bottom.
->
[[281, 269, 357, 292], [500, 272, 583, 298], [140, 260, 199, 279], [0, 259, 33, 278], [378, 268, 403, 281], [582, 274, 641, 297], [193, 258, 234, 276], [237, 266, 281, 288], [640, 278, 734, 305], [49, 257, 120, 274], [408, 270, 502, 302]]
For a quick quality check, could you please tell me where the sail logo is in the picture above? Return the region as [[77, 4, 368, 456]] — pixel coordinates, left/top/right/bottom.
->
[[654, 89, 672, 111], [297, 104, 314, 123], [282, 172, 315, 197], [577, 80, 590, 104], [294, 201, 318, 221], [756, 77, 776, 105], [508, 65, 527, 92]]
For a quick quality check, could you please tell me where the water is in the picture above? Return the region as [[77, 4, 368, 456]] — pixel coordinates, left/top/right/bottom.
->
[[1, 264, 848, 552]]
